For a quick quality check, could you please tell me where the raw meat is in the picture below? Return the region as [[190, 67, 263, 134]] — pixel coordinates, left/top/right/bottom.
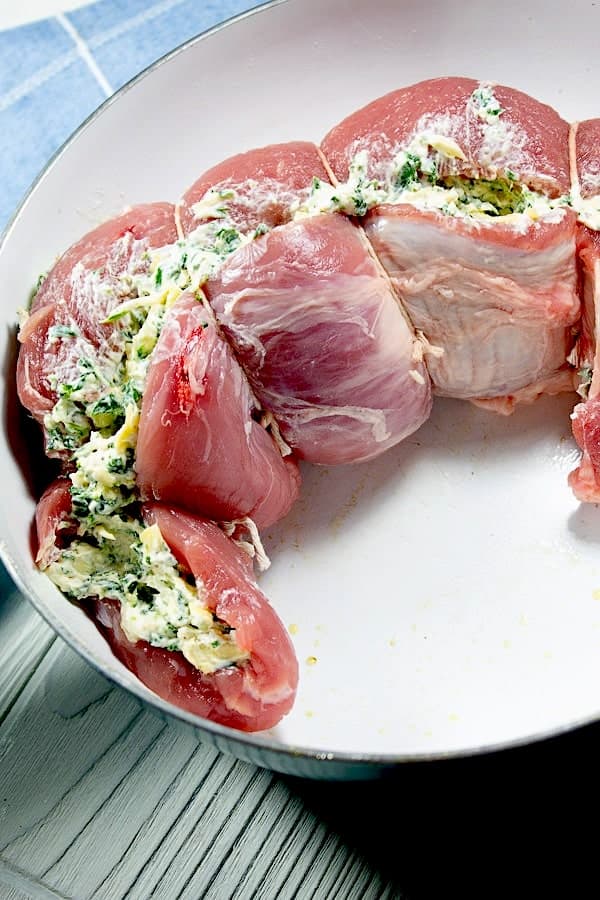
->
[[95, 503, 298, 732], [321, 77, 579, 405], [181, 141, 432, 464], [363, 206, 578, 401], [34, 480, 298, 731], [135, 293, 300, 527], [30, 202, 177, 333], [178, 141, 330, 234], [568, 120, 600, 501], [35, 477, 73, 568], [207, 212, 432, 463], [26, 75, 600, 731], [17, 204, 178, 447], [322, 76, 570, 196]]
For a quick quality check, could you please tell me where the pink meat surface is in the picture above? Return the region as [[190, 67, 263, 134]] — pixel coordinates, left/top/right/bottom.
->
[[322, 76, 570, 195], [178, 141, 329, 234], [568, 126, 600, 503], [93, 503, 298, 732], [180, 141, 432, 464], [321, 79, 577, 405], [17, 203, 178, 445], [17, 303, 99, 426], [135, 293, 300, 526], [574, 119, 600, 199], [34, 481, 297, 731], [35, 477, 74, 568], [569, 393, 600, 502], [31, 203, 177, 338], [206, 213, 432, 463], [364, 204, 579, 400]]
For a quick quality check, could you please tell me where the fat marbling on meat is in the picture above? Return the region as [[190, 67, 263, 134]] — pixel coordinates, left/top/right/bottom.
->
[[179, 141, 432, 464], [567, 119, 600, 501], [17, 203, 178, 452], [321, 77, 579, 412]]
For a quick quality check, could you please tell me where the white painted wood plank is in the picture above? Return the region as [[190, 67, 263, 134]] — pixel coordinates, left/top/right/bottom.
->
[[0, 567, 55, 723], [2, 708, 164, 873], [223, 784, 393, 900], [376, 887, 403, 900], [322, 846, 361, 900], [137, 762, 271, 899], [379, 887, 404, 900], [273, 827, 389, 900], [0, 857, 67, 899], [345, 861, 386, 900], [0, 642, 141, 855], [0, 885, 51, 900], [176, 769, 277, 900], [223, 783, 307, 898], [44, 727, 200, 898], [119, 752, 243, 900], [263, 814, 331, 899], [0, 889, 34, 900], [297, 832, 360, 899], [244, 796, 318, 900], [330, 849, 392, 900], [91, 742, 225, 899]]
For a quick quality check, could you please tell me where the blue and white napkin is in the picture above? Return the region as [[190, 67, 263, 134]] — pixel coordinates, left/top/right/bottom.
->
[[0, 0, 264, 230]]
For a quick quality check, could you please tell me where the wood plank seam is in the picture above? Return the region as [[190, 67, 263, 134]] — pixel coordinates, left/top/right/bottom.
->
[[121, 753, 239, 898], [89, 738, 202, 898], [284, 821, 332, 899], [0, 854, 71, 900], [0, 636, 56, 728], [177, 773, 275, 899], [39, 712, 164, 877], [255, 814, 324, 900], [150, 762, 267, 897], [227, 791, 305, 898], [0, 707, 146, 857], [250, 809, 322, 899]]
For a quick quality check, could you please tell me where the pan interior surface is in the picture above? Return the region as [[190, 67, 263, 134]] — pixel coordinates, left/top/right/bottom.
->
[[2, 0, 600, 772]]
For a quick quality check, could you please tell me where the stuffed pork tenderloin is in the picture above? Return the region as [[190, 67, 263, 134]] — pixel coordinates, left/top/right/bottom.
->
[[16, 203, 178, 453], [177, 141, 433, 465], [566, 118, 600, 502], [17, 203, 301, 731], [36, 480, 298, 731], [321, 76, 580, 413]]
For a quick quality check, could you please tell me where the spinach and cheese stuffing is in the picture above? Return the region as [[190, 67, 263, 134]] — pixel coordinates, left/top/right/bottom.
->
[[46, 517, 247, 672], [294, 85, 571, 226], [33, 207, 265, 674]]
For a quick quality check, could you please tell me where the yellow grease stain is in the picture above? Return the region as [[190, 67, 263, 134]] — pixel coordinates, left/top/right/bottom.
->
[[329, 477, 368, 533]]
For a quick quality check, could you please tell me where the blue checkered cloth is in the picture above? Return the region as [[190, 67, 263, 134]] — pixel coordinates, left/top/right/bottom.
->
[[0, 0, 264, 230]]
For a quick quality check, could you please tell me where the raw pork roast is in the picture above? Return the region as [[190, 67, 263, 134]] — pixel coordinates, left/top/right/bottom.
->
[[19, 76, 600, 733]]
